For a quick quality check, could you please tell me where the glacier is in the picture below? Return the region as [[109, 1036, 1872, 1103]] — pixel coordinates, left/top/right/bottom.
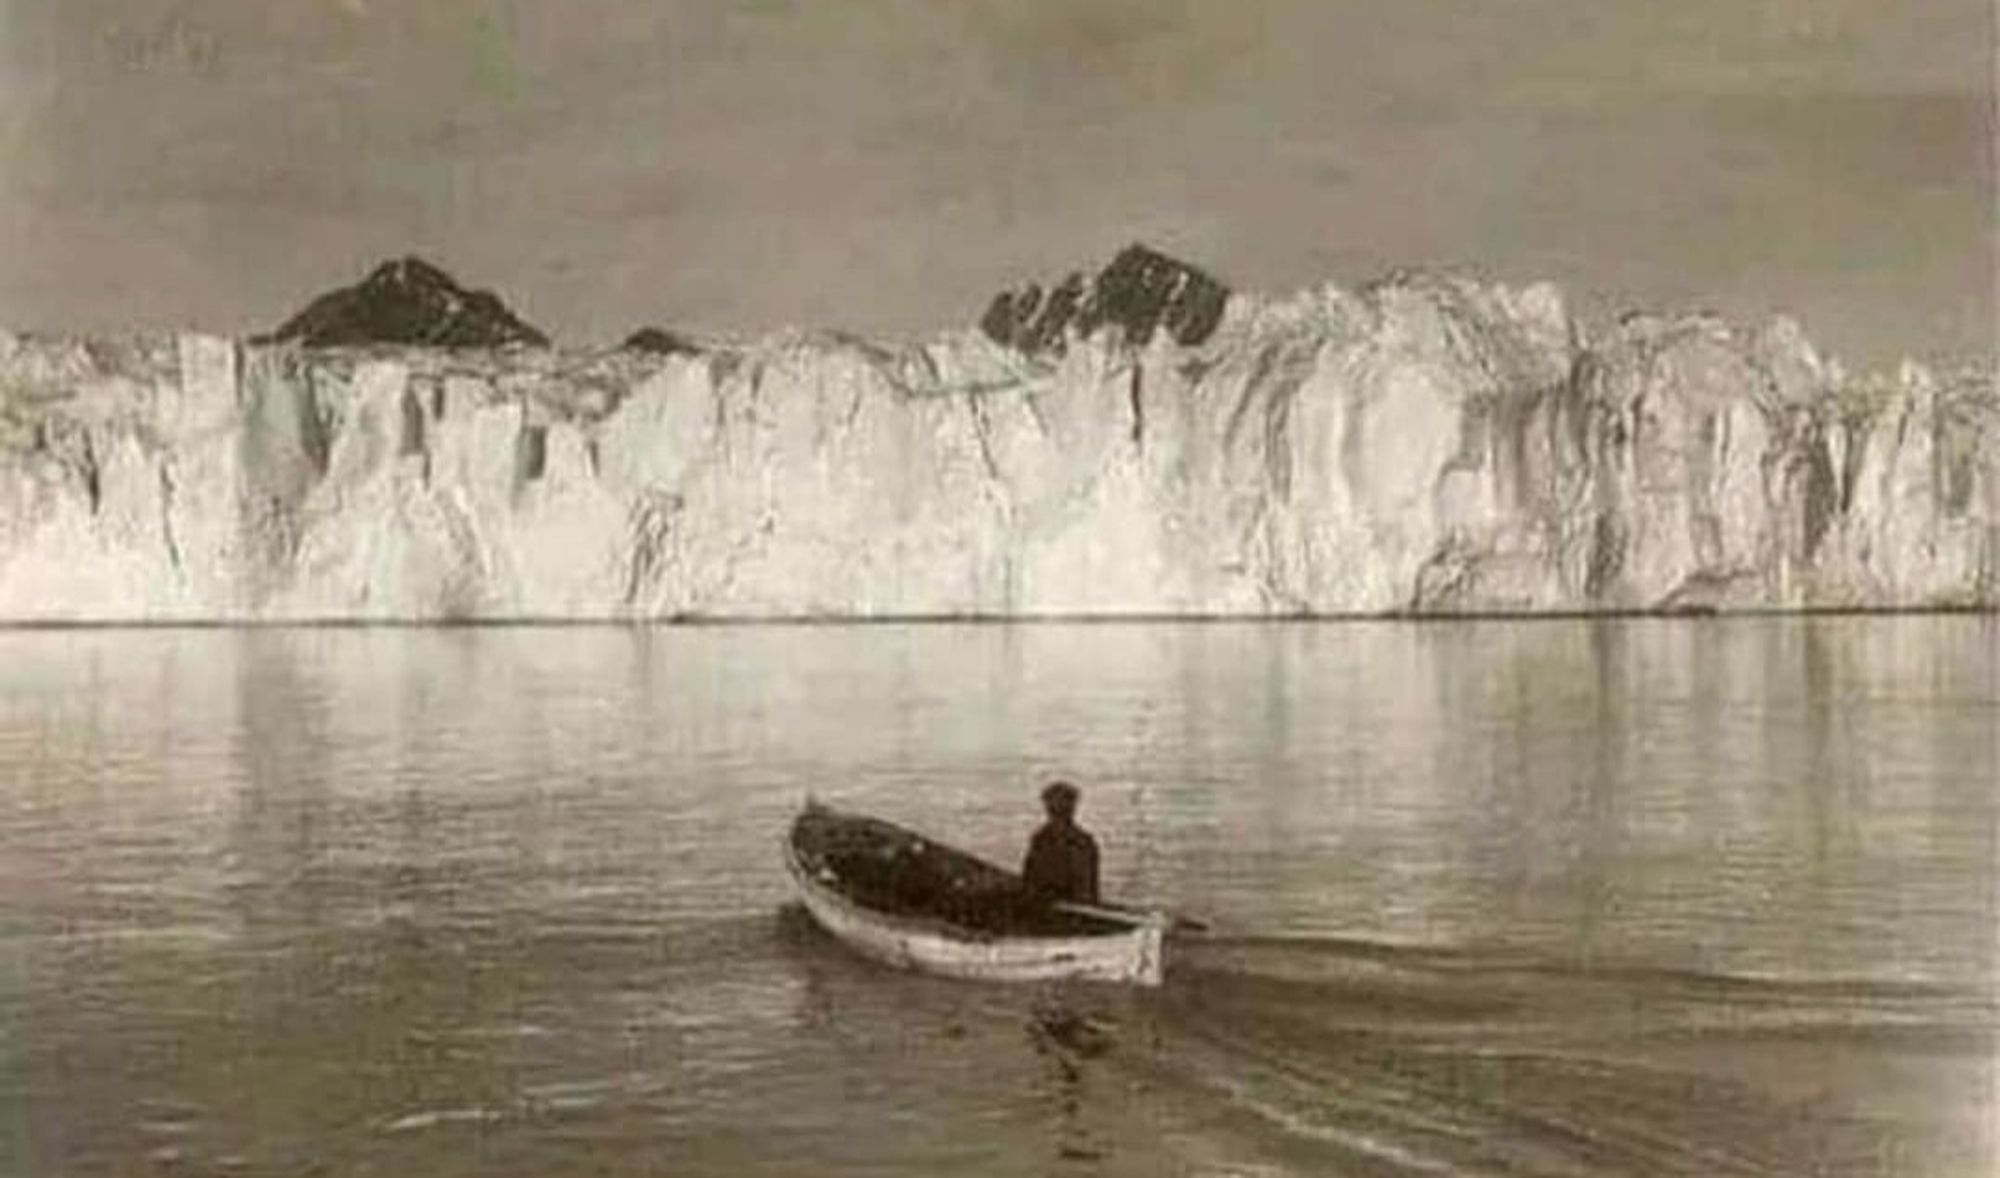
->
[[0, 271, 1993, 621]]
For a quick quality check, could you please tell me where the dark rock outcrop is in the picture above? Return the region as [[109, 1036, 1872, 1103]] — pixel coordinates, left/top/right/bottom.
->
[[980, 243, 1230, 356], [255, 256, 549, 349], [621, 327, 702, 356]]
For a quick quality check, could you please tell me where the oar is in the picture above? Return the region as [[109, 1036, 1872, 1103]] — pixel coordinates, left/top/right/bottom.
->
[[1054, 900, 1211, 935]]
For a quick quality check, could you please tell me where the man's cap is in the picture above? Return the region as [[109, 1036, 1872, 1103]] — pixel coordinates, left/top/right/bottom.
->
[[1041, 780, 1080, 806]]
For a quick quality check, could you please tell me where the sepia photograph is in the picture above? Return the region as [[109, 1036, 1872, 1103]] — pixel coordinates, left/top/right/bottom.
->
[[1, 3, 1994, 1175]]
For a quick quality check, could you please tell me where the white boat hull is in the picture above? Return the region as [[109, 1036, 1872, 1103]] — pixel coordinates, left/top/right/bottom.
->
[[784, 836, 1165, 986]]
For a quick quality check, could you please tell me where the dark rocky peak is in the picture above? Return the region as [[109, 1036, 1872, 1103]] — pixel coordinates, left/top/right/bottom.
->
[[256, 256, 549, 349], [620, 326, 702, 356], [980, 243, 1229, 356]]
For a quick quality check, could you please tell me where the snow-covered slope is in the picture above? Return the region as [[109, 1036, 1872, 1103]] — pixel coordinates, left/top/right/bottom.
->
[[0, 272, 1991, 620]]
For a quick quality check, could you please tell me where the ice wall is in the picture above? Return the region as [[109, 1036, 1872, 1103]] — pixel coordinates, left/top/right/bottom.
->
[[0, 274, 1992, 620]]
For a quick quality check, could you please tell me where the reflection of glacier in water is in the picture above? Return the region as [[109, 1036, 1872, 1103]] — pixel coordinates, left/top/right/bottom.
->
[[1, 618, 1993, 1175]]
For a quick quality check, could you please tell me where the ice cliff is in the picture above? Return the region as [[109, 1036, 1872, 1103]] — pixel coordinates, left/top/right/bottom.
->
[[0, 253, 1993, 620]]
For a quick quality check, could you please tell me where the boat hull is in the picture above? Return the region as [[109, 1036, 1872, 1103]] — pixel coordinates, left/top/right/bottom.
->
[[783, 807, 1165, 986]]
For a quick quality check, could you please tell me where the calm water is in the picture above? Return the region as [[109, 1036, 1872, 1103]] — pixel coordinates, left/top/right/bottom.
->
[[2, 619, 1994, 1176]]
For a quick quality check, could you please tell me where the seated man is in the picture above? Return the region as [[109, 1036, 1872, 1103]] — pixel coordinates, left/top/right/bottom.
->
[[1021, 780, 1100, 906]]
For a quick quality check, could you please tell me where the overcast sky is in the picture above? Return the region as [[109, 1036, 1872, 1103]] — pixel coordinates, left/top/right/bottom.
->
[[1, 1, 1991, 364]]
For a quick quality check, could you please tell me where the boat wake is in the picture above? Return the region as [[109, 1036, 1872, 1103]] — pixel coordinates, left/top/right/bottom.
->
[[1112, 935, 1993, 1176], [772, 907, 1992, 1175]]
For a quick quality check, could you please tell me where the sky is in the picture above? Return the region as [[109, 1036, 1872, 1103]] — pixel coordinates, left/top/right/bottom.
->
[[0, 1, 1991, 365]]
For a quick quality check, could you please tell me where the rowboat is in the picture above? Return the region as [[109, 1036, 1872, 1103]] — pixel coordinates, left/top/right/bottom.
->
[[783, 800, 1167, 986]]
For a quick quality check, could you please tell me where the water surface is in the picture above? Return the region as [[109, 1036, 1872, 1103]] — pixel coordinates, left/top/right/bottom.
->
[[2, 618, 1994, 1175]]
